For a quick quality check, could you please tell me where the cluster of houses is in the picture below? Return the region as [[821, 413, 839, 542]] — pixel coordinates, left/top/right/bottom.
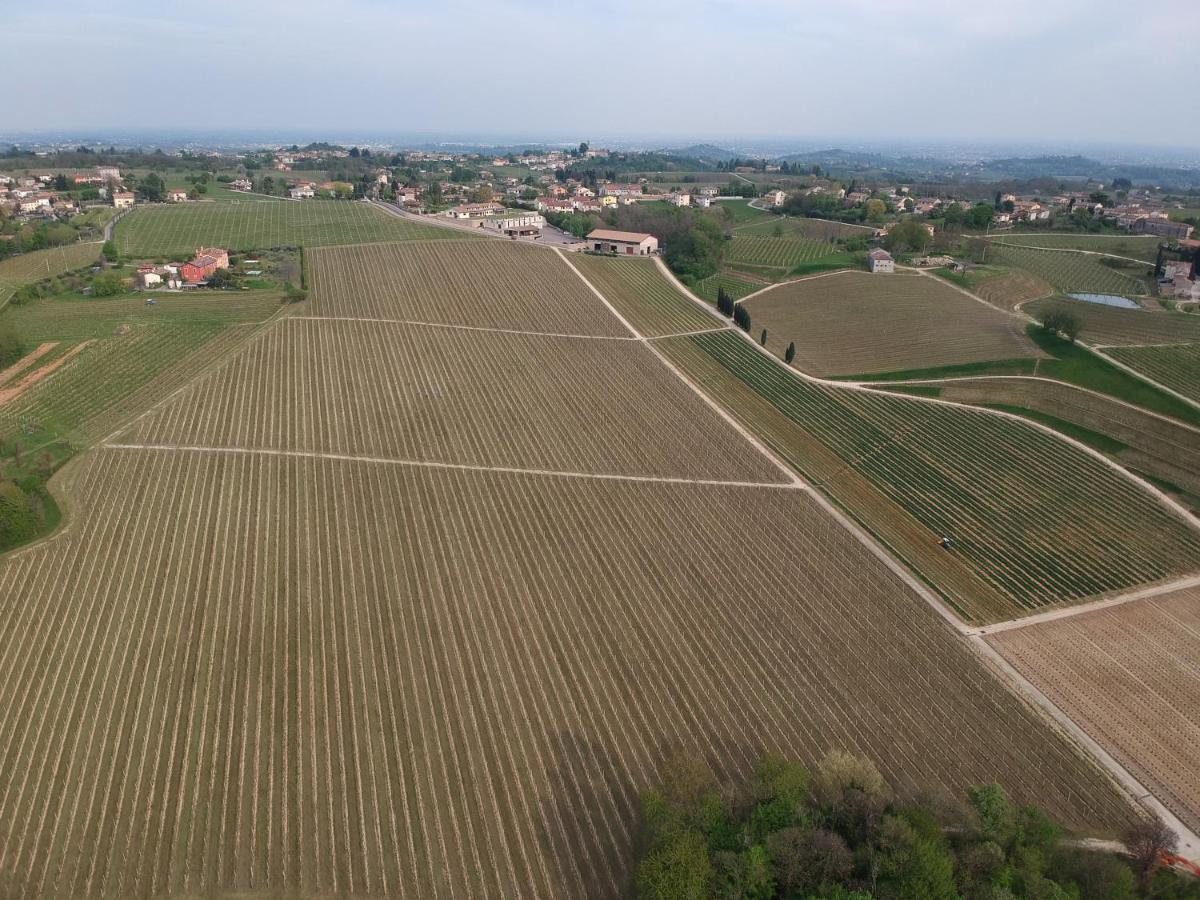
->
[[0, 173, 80, 219], [136, 247, 230, 289], [1160, 251, 1200, 302], [442, 202, 547, 238]]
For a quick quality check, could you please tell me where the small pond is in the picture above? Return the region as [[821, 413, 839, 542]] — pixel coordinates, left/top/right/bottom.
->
[[1066, 292, 1141, 309]]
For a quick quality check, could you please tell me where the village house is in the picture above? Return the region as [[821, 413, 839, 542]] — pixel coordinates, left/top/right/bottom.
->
[[445, 201, 505, 219], [572, 197, 601, 212], [599, 183, 644, 198], [230, 179, 252, 192], [763, 190, 786, 207], [867, 248, 895, 273], [693, 195, 713, 208], [18, 193, 55, 214], [668, 192, 691, 207], [573, 185, 595, 198], [179, 247, 231, 284], [587, 229, 659, 256], [137, 265, 163, 288], [289, 183, 316, 200], [167, 189, 189, 202], [95, 165, 121, 182], [112, 191, 136, 209], [536, 197, 575, 214]]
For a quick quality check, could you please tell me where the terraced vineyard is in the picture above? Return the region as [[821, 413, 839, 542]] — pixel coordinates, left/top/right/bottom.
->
[[114, 201, 466, 257], [726, 234, 840, 269], [659, 330, 1200, 622], [743, 271, 1042, 376], [1025, 297, 1200, 346], [308, 241, 627, 336], [988, 583, 1200, 832], [988, 234, 1163, 262], [989, 243, 1150, 295], [566, 255, 717, 336], [1108, 342, 1200, 404]]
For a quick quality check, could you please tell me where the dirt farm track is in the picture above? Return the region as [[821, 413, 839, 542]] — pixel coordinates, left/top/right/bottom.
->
[[0, 232, 1193, 897]]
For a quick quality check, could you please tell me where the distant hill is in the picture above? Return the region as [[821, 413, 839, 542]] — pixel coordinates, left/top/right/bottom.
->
[[663, 143, 740, 163]]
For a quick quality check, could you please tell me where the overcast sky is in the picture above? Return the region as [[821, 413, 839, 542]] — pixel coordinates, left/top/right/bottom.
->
[[7, 0, 1198, 148]]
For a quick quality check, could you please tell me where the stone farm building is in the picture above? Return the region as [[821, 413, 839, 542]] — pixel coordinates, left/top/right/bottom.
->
[[180, 247, 231, 283], [867, 248, 895, 273], [587, 229, 659, 256]]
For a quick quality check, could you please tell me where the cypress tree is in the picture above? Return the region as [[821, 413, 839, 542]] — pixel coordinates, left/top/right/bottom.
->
[[785, 341, 796, 364], [760, 328, 767, 346]]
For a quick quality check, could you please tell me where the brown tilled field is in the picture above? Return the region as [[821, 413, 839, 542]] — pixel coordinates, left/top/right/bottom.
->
[[987, 584, 1200, 833], [307, 240, 629, 337], [0, 448, 1137, 898], [743, 271, 1043, 376]]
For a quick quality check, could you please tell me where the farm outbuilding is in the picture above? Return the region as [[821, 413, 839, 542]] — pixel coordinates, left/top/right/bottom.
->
[[587, 229, 659, 256]]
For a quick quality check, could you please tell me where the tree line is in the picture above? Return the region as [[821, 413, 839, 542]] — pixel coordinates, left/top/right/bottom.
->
[[633, 749, 1194, 900]]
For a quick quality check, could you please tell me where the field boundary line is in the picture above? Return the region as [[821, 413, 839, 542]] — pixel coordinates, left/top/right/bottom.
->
[[967, 573, 1200, 636], [556, 249, 804, 488], [100, 442, 802, 491], [861, 373, 1200, 436], [290, 315, 641, 342], [654, 260, 1200, 854], [732, 268, 858, 306], [647, 326, 732, 340]]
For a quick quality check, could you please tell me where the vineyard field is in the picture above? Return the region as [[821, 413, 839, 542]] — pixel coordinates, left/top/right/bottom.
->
[[308, 242, 628, 337], [1025, 297, 1200, 346], [658, 330, 1200, 622], [973, 271, 1052, 310], [0, 243, 103, 294], [987, 234, 1163, 263], [566, 255, 717, 337], [0, 446, 1136, 897], [0, 291, 283, 445], [1107, 342, 1200, 405], [113, 201, 466, 257], [743, 271, 1042, 376], [901, 376, 1200, 495], [989, 244, 1149, 295], [115, 316, 785, 483], [726, 234, 840, 269], [692, 270, 770, 305], [988, 583, 1200, 832], [736, 217, 873, 241]]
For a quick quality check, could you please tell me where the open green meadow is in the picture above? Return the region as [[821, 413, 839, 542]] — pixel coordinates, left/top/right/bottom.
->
[[114, 200, 470, 257]]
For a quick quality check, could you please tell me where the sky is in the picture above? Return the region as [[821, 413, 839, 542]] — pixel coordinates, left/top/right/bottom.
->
[[6, 0, 1199, 149]]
